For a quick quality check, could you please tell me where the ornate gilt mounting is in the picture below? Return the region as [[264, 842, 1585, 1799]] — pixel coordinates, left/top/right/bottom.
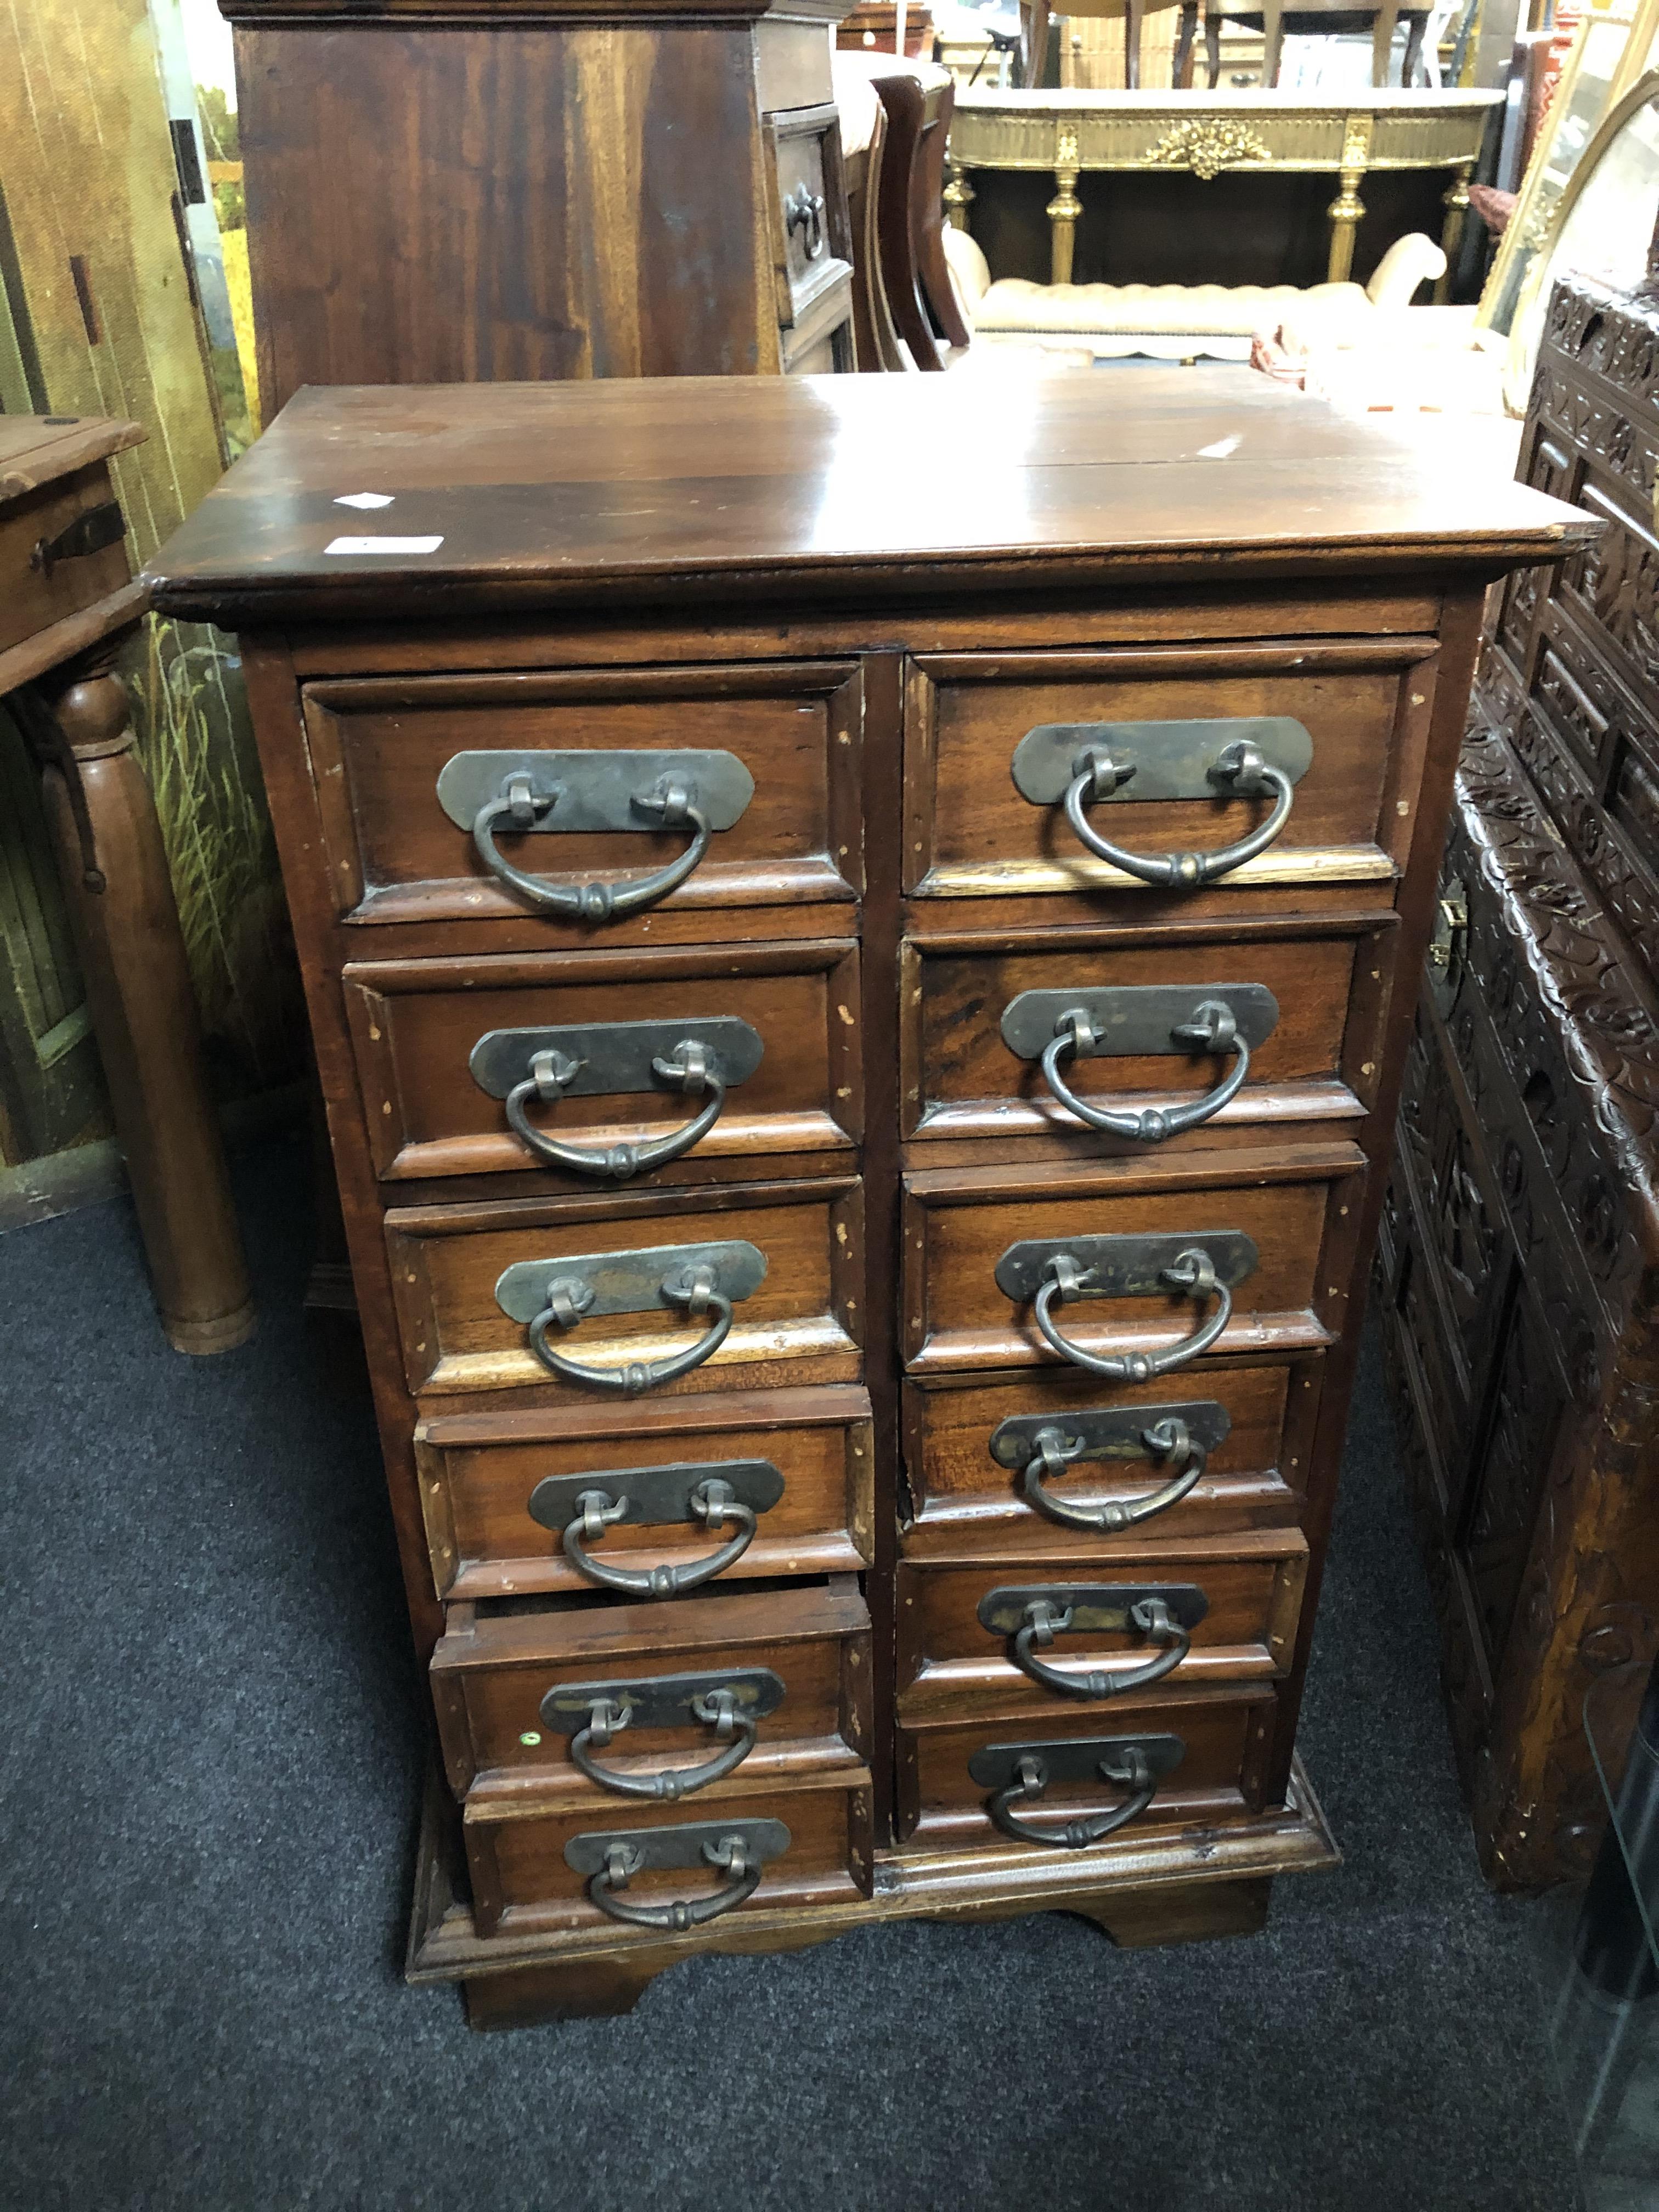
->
[[1141, 119, 1271, 182]]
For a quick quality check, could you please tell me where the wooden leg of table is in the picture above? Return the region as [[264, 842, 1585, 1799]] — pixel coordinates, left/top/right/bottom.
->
[[1069, 1875, 1274, 1949], [1204, 0, 1222, 85], [1437, 160, 1473, 303], [1173, 0, 1198, 87], [1325, 114, 1374, 283], [1262, 0, 1284, 86], [1125, 0, 1144, 87], [462, 1954, 667, 2029], [1402, 10, 1425, 83], [32, 655, 254, 1354], [943, 154, 974, 233], [1371, 0, 1400, 86], [1046, 131, 1082, 286]]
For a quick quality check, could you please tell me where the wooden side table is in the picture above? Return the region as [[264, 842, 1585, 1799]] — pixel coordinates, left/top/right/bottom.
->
[[1, 415, 252, 1353]]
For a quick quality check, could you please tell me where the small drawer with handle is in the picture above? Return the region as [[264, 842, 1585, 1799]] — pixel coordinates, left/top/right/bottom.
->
[[300, 661, 862, 928], [902, 923, 1386, 1149], [903, 1149, 1362, 1377], [416, 1384, 873, 1601], [430, 1577, 869, 1796], [896, 1684, 1278, 1849], [904, 639, 1437, 899], [386, 1178, 862, 1400], [895, 1530, 1308, 1722], [461, 1760, 874, 1939], [901, 1356, 1319, 1550], [343, 939, 861, 1187]]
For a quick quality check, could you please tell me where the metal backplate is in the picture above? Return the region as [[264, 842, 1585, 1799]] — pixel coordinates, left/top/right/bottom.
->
[[1009, 717, 1314, 805], [470, 1018, 765, 1101], [967, 1733, 1187, 1790], [977, 1583, 1210, 1637], [564, 1818, 792, 1876], [540, 1668, 787, 1733], [527, 1458, 786, 1534], [999, 984, 1279, 1062], [988, 1401, 1232, 1470], [495, 1239, 768, 1324], [436, 749, 755, 833], [994, 1231, 1259, 1304]]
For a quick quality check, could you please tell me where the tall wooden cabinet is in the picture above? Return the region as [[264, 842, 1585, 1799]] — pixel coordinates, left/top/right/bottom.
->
[[1380, 273, 1659, 1889], [223, 0, 860, 414], [145, 370, 1589, 2025]]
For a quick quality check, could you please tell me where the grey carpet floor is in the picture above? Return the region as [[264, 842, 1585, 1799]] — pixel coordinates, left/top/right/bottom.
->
[[2, 1135, 1583, 2212]]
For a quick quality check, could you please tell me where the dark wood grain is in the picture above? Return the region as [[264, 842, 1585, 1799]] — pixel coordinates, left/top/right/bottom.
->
[[142, 375, 1598, 628], [416, 1384, 874, 1600]]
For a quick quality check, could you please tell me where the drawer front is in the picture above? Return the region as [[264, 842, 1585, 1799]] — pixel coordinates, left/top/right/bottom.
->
[[301, 662, 862, 926], [898, 1685, 1278, 1846], [905, 640, 1437, 898], [768, 102, 855, 333], [464, 1764, 874, 1938], [902, 1357, 1319, 1547], [895, 1533, 1309, 1719], [903, 1152, 1361, 1374], [416, 1385, 873, 1600], [902, 926, 1378, 1147], [386, 1180, 862, 1398], [3, 459, 131, 654], [344, 940, 862, 1186], [430, 1580, 870, 1795]]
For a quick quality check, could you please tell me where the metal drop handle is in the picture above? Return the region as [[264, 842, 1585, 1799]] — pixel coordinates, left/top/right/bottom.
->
[[528, 1264, 732, 1394], [569, 1688, 757, 1801], [1032, 1246, 1231, 1380], [988, 1747, 1158, 1849], [1039, 999, 1250, 1142], [1012, 1596, 1191, 1700], [586, 1832, 761, 1931], [1062, 740, 1295, 888], [1020, 1417, 1206, 1532], [505, 1038, 727, 1180], [561, 1478, 759, 1595], [473, 771, 712, 918]]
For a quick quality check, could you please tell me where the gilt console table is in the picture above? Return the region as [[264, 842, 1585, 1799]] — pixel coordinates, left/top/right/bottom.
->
[[145, 370, 1588, 2028], [945, 88, 1503, 287]]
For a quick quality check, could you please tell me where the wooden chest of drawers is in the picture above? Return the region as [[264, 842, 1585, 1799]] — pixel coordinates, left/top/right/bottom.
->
[[146, 371, 1590, 2025]]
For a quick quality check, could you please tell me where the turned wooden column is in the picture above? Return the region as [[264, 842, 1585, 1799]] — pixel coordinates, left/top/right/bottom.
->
[[29, 637, 255, 1353]]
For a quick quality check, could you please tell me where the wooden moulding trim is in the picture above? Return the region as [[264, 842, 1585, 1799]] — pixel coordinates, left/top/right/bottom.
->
[[917, 850, 1400, 898], [420, 1318, 861, 1395], [908, 908, 1400, 954], [444, 1532, 868, 1600], [222, 0, 795, 24], [904, 1137, 1365, 1203], [148, 543, 1596, 632], [405, 1753, 1339, 1982], [908, 635, 1442, 678], [415, 1379, 872, 1447]]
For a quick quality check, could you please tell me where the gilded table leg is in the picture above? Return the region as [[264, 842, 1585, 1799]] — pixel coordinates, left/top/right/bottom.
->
[[1047, 126, 1082, 286], [943, 154, 974, 233], [1437, 160, 1474, 302], [1325, 112, 1374, 284], [26, 636, 255, 1354]]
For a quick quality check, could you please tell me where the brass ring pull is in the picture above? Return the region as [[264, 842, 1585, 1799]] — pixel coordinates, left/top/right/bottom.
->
[[1062, 740, 1294, 887], [1039, 999, 1249, 1143], [473, 772, 712, 918], [528, 1263, 732, 1394], [569, 1688, 757, 1801], [1020, 1417, 1205, 1532], [1033, 1246, 1230, 1380], [588, 1832, 761, 1931], [561, 1477, 758, 1595], [989, 1747, 1158, 1849], [505, 1037, 728, 1180], [1011, 1596, 1190, 1700]]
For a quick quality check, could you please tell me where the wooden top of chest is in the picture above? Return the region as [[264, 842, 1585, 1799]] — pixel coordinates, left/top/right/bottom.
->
[[145, 373, 1596, 625]]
